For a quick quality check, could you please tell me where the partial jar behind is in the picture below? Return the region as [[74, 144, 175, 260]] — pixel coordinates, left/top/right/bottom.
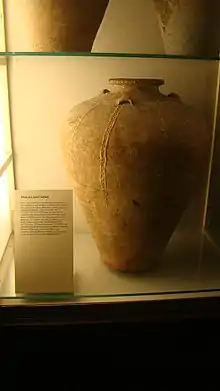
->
[[153, 0, 220, 57], [3, 0, 109, 52]]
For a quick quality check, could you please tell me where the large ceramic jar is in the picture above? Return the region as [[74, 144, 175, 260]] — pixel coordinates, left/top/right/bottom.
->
[[153, 0, 220, 57], [62, 78, 209, 272], [3, 0, 109, 52]]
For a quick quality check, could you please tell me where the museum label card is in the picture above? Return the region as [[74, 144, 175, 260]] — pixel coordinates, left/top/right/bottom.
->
[[14, 190, 73, 294]]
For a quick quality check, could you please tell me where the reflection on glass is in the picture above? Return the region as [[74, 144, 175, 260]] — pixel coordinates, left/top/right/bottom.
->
[[0, 172, 11, 261]]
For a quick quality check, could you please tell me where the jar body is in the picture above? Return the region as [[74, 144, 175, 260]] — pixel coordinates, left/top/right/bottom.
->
[[62, 78, 209, 271]]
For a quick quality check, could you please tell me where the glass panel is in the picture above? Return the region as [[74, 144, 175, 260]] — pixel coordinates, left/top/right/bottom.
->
[[0, 64, 12, 162], [0, 58, 13, 263], [205, 65, 220, 248], [0, 163, 12, 262], [0, 0, 5, 52]]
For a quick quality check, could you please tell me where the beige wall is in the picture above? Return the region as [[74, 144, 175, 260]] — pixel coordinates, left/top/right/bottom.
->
[[93, 0, 164, 53], [7, 56, 218, 233]]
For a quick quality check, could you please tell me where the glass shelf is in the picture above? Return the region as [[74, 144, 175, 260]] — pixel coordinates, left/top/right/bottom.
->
[[0, 52, 219, 61], [2, 227, 220, 303]]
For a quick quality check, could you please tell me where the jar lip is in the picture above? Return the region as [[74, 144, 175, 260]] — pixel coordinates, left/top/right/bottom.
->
[[109, 78, 164, 86]]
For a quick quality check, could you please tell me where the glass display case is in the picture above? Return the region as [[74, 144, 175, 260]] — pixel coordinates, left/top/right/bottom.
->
[[1, 0, 220, 321]]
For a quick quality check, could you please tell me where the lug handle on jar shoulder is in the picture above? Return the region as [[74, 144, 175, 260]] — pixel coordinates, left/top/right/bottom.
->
[[168, 92, 181, 101], [116, 96, 134, 106]]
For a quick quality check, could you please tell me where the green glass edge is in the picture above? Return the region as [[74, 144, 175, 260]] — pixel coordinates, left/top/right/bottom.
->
[[0, 51, 219, 61], [1, 287, 220, 302]]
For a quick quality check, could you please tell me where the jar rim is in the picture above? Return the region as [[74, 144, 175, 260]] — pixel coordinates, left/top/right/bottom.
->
[[109, 78, 164, 86]]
